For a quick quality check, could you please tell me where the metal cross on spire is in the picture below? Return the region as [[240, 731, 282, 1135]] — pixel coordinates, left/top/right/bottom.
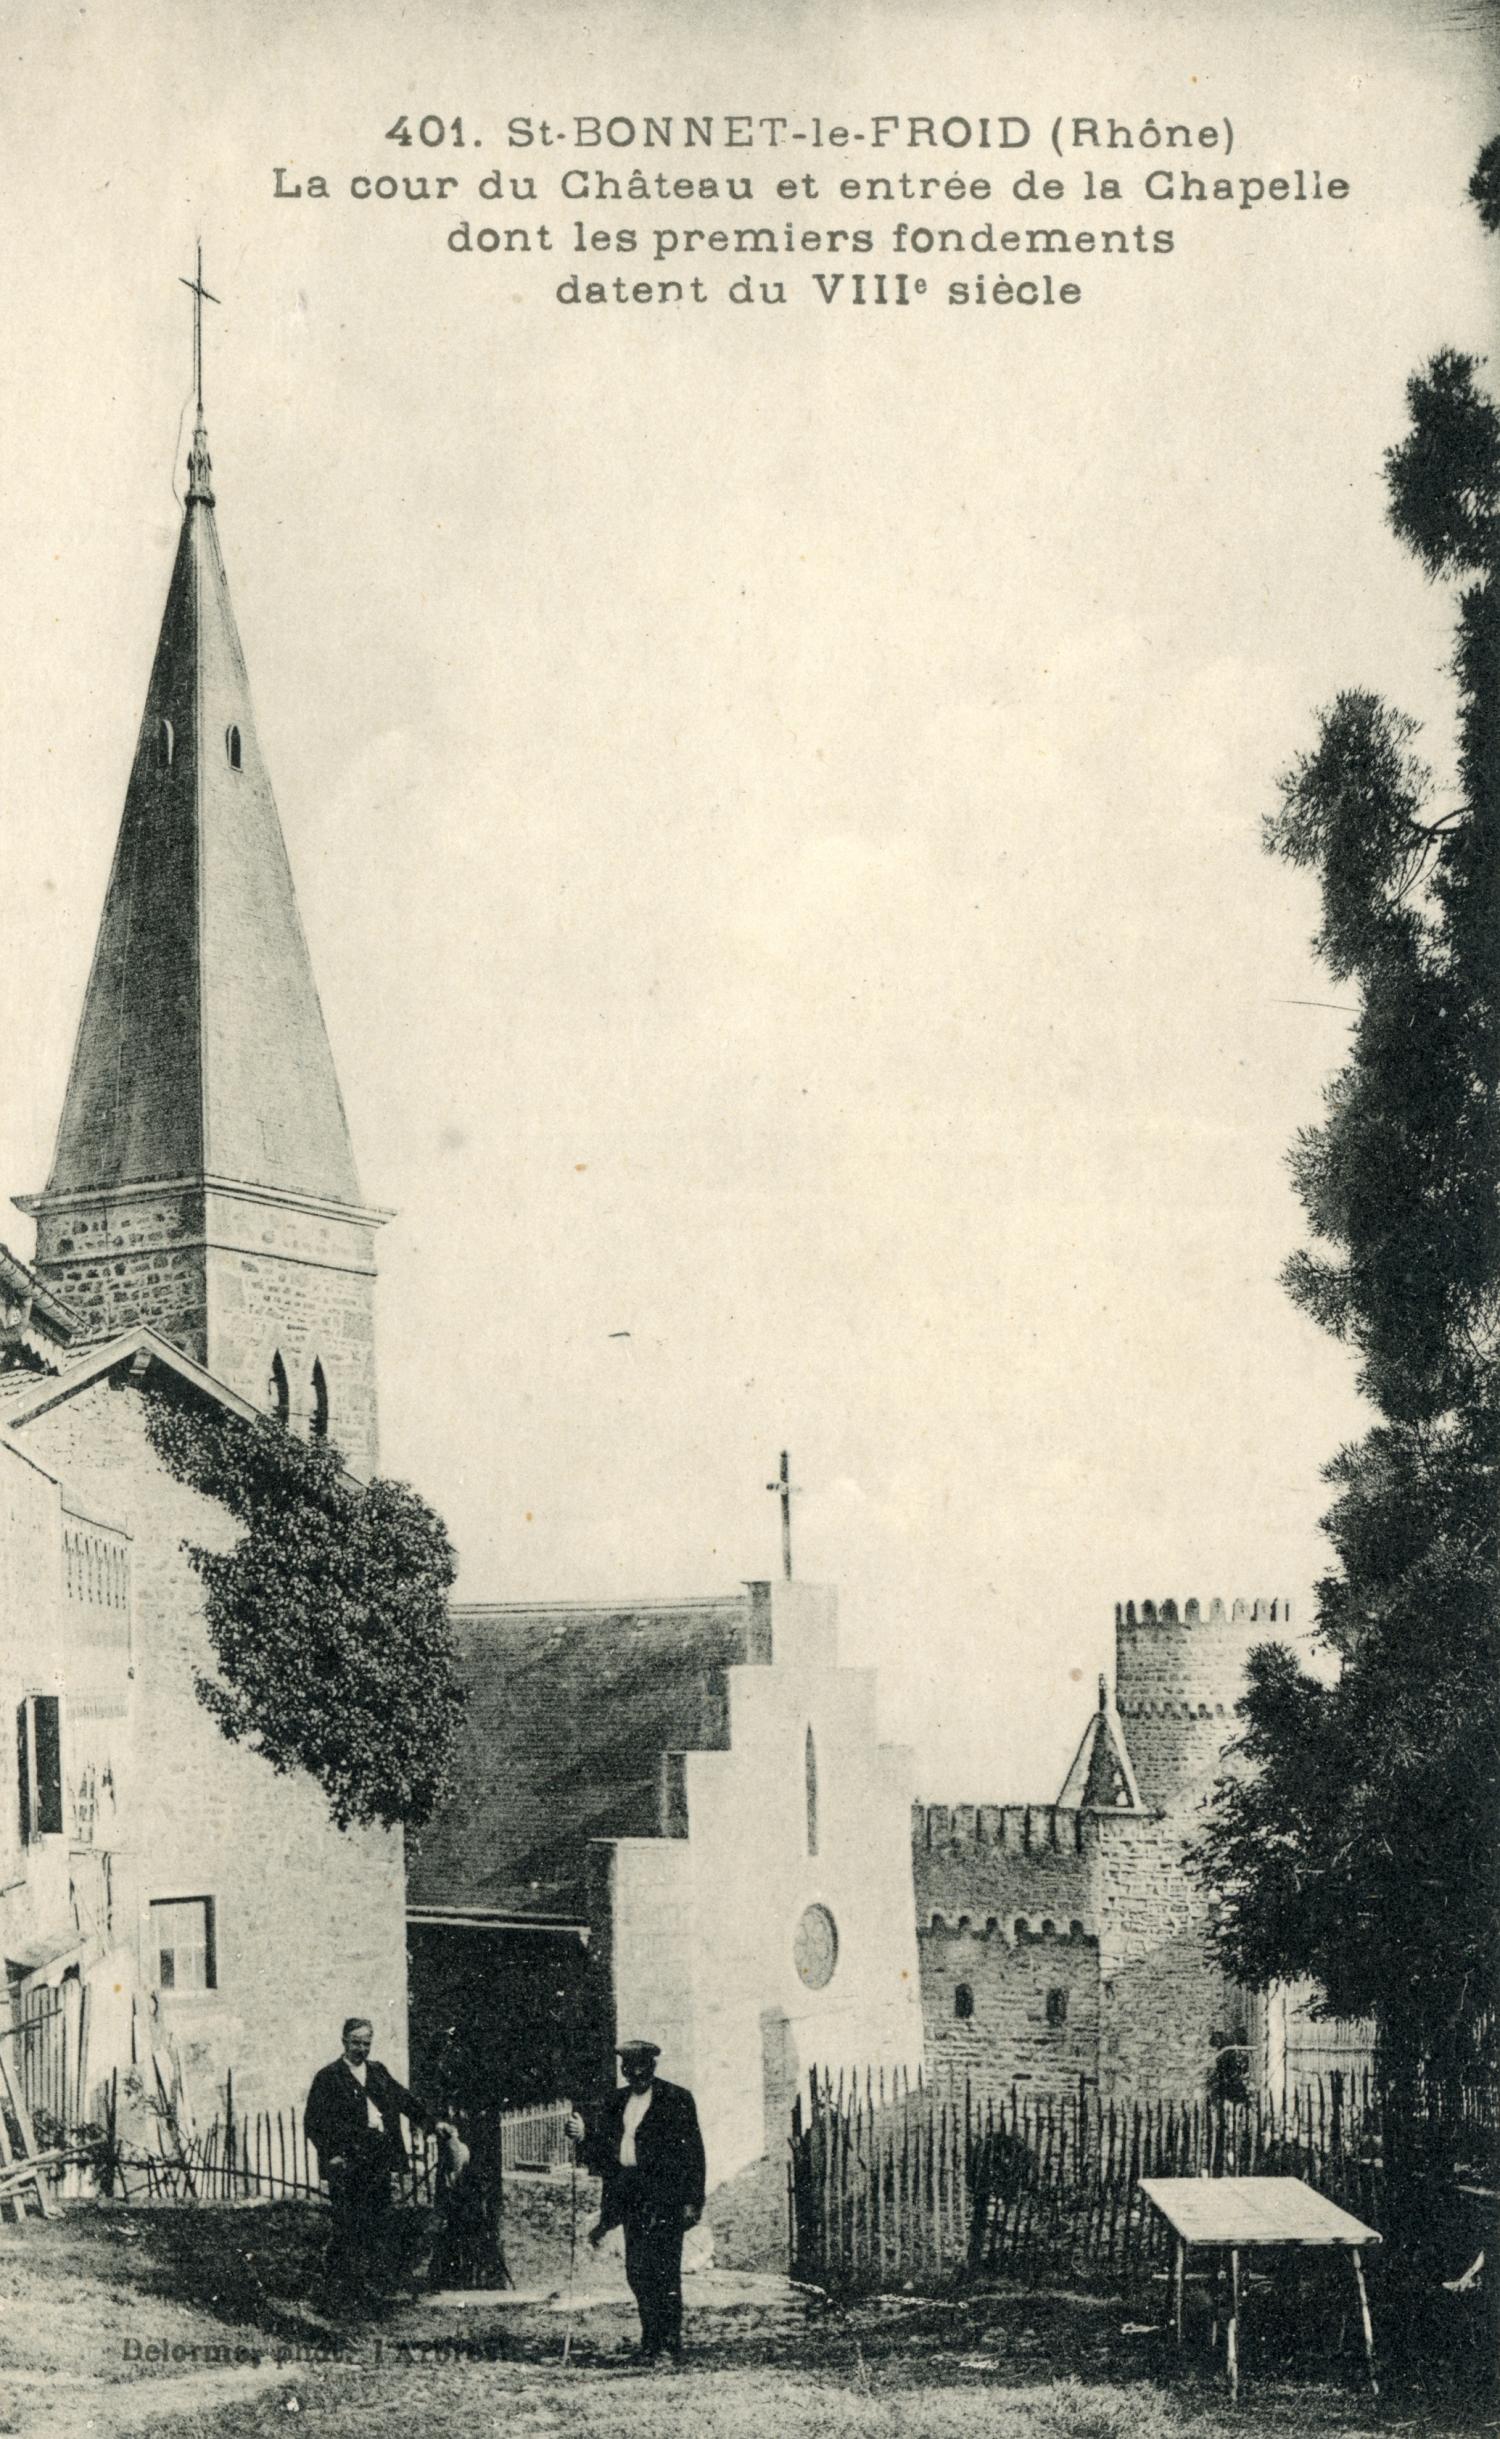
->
[[179, 241, 220, 416], [766, 1450, 799, 1581]]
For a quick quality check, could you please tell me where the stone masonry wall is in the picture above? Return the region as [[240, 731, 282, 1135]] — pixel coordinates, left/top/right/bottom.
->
[[1114, 1596, 1286, 1810], [914, 1803, 1099, 2101], [19, 1373, 408, 2112], [205, 1237, 378, 1480], [913, 1599, 1274, 2102], [33, 1187, 380, 1481], [0, 1444, 74, 1954], [1091, 1808, 1244, 2097], [33, 1188, 211, 1365], [915, 1803, 1095, 1930], [914, 1798, 1242, 2102], [923, 1921, 1100, 2099], [1098, 1597, 1274, 2092]]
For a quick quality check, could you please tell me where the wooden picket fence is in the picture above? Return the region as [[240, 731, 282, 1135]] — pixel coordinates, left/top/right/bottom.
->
[[5, 1992, 70, 2138], [105, 2074, 578, 2206], [787, 2065, 1499, 2293]]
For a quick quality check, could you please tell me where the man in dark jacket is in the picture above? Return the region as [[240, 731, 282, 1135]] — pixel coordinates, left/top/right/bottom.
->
[[305, 2017, 444, 2307], [567, 2041, 706, 2364]]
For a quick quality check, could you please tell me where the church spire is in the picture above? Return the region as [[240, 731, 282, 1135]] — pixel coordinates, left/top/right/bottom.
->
[[17, 278, 384, 1471]]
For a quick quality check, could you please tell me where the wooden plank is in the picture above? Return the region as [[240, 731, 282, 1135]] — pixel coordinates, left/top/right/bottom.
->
[[0, 2045, 54, 2219], [75, 1982, 92, 2141], [1029, 2098, 1056, 2285], [1139, 2176, 1381, 2250], [0, 2055, 18, 2173], [1102, 2101, 1123, 2278], [934, 2095, 946, 2271], [0, 2147, 70, 2189]]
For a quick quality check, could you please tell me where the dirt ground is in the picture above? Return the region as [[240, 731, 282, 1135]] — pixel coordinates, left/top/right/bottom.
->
[[0, 2195, 1491, 2439]]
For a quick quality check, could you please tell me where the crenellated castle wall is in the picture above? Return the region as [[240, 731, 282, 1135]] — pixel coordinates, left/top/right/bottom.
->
[[914, 1802, 1098, 2099], [1114, 1595, 1289, 1810], [915, 1597, 1282, 2101]]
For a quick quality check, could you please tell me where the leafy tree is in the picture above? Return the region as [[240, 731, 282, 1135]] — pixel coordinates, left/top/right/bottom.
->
[[1193, 154, 1499, 2096], [145, 1381, 464, 1834]]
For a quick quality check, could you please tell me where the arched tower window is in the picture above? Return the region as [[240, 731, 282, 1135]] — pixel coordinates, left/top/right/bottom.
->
[[310, 1359, 329, 1442], [225, 724, 242, 770], [158, 718, 175, 770], [804, 1724, 818, 1856], [954, 1983, 974, 2021], [267, 1351, 289, 1428]]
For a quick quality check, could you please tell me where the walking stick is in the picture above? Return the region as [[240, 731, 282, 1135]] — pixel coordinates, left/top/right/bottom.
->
[[561, 2129, 579, 2367]]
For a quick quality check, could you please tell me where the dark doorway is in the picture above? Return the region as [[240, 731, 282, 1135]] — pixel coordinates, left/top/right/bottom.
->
[[407, 1922, 601, 2118]]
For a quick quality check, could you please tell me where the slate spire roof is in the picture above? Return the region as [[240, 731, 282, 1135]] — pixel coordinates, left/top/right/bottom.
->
[[1056, 1674, 1145, 1812], [38, 395, 362, 1209]]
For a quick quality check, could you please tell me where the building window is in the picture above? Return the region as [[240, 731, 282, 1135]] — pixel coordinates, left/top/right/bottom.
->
[[267, 1351, 289, 1428], [152, 1897, 216, 1993], [1045, 1987, 1068, 2027], [159, 718, 175, 770], [226, 724, 242, 770], [310, 1359, 329, 1442], [793, 1902, 838, 1991], [16, 1696, 63, 1842], [804, 1725, 818, 1856], [954, 1983, 974, 2021]]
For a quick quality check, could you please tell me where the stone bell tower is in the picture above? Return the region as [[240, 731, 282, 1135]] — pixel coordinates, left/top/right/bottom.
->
[[17, 272, 384, 1475]]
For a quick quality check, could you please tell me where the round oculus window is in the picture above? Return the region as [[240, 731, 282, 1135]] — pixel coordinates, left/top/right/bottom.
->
[[793, 1903, 838, 1990]]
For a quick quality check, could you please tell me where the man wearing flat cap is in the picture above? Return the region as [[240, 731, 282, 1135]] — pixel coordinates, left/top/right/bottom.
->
[[567, 2040, 706, 2364]]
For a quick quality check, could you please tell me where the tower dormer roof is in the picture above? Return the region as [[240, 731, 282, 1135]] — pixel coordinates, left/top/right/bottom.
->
[[1056, 1674, 1145, 1812]]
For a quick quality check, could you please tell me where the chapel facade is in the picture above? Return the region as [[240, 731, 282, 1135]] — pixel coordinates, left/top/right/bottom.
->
[[408, 1576, 926, 2191]]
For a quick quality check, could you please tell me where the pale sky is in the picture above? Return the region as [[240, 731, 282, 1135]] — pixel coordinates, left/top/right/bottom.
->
[[0, 0, 1493, 1795]]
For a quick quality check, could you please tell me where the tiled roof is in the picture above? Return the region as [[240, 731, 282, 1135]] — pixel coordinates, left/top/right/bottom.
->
[[408, 1596, 756, 1920]]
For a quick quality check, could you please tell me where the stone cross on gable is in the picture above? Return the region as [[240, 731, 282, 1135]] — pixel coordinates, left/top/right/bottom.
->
[[766, 1449, 798, 1580]]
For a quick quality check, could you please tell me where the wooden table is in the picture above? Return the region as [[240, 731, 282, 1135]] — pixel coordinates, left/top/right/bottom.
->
[[1138, 2176, 1381, 2403]]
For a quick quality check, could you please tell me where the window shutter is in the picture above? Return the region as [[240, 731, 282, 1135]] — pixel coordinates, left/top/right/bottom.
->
[[33, 1699, 62, 1838]]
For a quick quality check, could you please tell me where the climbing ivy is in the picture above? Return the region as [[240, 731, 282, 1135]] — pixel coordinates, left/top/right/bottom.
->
[[144, 1381, 463, 1834]]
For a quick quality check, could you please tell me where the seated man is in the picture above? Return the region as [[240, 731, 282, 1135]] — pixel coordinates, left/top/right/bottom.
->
[[305, 2016, 446, 2308], [567, 2040, 706, 2364]]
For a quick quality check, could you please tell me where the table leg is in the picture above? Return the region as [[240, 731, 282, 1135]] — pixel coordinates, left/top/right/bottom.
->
[[1350, 2247, 1378, 2398], [1227, 2248, 1241, 2404], [1174, 2237, 1185, 2347], [1210, 2251, 1221, 2350]]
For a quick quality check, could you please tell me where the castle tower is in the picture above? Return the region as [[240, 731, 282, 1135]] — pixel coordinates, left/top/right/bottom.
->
[[1111, 1596, 1287, 1811], [15, 306, 383, 1476]]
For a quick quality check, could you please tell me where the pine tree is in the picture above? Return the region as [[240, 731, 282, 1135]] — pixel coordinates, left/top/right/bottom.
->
[[1193, 153, 1499, 2096]]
